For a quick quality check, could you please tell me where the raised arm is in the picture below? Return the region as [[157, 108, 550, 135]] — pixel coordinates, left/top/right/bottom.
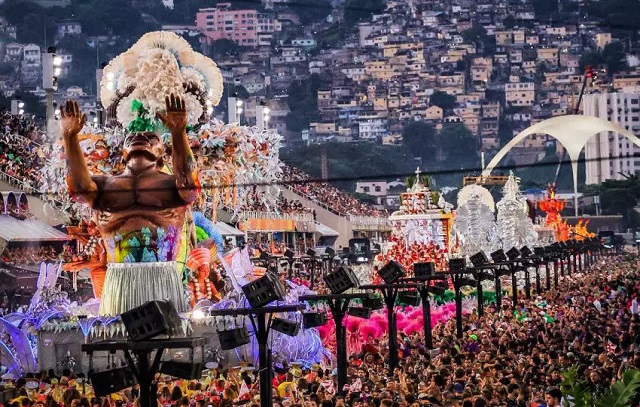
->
[[60, 100, 99, 207], [156, 94, 201, 204]]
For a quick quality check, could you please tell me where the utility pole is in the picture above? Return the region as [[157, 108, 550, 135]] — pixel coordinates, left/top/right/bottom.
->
[[42, 47, 60, 137], [321, 145, 328, 181]]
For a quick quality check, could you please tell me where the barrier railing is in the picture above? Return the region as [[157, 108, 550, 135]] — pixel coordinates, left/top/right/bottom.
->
[[0, 169, 67, 213], [238, 210, 314, 223], [283, 183, 351, 218], [349, 214, 391, 230]]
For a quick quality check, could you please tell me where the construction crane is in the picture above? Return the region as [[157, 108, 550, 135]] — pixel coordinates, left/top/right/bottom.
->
[[553, 66, 598, 184]]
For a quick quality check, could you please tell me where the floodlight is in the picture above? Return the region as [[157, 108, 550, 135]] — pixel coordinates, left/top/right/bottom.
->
[[448, 258, 466, 272], [398, 291, 420, 306], [218, 327, 250, 350], [324, 266, 359, 294], [347, 307, 371, 319], [90, 367, 137, 397], [520, 246, 532, 258], [241, 273, 286, 308], [491, 249, 507, 263], [302, 312, 327, 329], [506, 247, 520, 261], [470, 251, 489, 267], [121, 300, 181, 342], [378, 260, 406, 284], [362, 296, 384, 310], [158, 361, 203, 380], [271, 318, 300, 337], [414, 262, 435, 278]]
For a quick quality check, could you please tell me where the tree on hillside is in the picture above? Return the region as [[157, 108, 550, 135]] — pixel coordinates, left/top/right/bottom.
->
[[462, 25, 489, 45], [74, 0, 157, 36], [579, 42, 628, 74], [503, 15, 516, 29], [57, 34, 97, 91], [291, 0, 333, 25], [438, 123, 479, 169], [0, 1, 63, 44], [402, 121, 436, 159], [602, 42, 627, 74], [228, 84, 250, 100], [498, 118, 515, 147], [285, 74, 325, 134], [344, 0, 385, 26], [209, 38, 239, 58], [430, 91, 457, 111], [588, 175, 640, 229], [280, 142, 415, 191]]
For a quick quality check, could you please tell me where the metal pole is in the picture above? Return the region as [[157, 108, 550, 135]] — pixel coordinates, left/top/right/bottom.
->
[[524, 267, 531, 299], [546, 262, 551, 291], [256, 314, 271, 407], [535, 264, 541, 295], [554, 259, 559, 287], [494, 271, 502, 312], [134, 350, 153, 407], [454, 284, 463, 339], [510, 265, 518, 304], [418, 288, 433, 349], [46, 90, 54, 136], [385, 288, 399, 372], [331, 299, 349, 395], [475, 276, 484, 316]]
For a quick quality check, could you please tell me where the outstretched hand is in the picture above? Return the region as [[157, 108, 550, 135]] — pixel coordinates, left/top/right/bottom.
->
[[156, 93, 187, 134], [60, 100, 86, 138]]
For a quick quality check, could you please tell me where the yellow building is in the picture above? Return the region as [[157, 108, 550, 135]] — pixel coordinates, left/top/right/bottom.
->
[[425, 105, 444, 120], [594, 33, 611, 50], [505, 82, 535, 106], [537, 48, 559, 66]]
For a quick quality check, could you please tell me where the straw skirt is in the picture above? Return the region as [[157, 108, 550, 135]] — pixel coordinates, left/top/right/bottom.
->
[[99, 261, 188, 316]]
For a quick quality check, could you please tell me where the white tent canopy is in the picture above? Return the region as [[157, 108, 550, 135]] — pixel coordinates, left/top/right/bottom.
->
[[483, 115, 640, 215], [213, 221, 244, 237]]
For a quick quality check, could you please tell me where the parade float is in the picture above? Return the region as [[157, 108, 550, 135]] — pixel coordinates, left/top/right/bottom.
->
[[377, 169, 453, 274], [0, 31, 329, 375], [536, 184, 595, 243], [537, 184, 568, 243], [454, 184, 497, 256], [494, 173, 538, 250]]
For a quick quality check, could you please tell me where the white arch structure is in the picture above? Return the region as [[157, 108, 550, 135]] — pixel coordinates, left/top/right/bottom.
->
[[482, 115, 640, 216]]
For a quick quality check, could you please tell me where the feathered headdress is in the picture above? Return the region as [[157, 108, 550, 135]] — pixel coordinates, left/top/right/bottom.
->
[[100, 31, 224, 131]]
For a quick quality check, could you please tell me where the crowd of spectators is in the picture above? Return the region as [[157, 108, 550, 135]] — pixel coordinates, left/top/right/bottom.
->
[[0, 111, 47, 194], [0, 246, 62, 265], [282, 165, 385, 218], [1, 255, 639, 407], [0, 113, 384, 223], [239, 187, 313, 216]]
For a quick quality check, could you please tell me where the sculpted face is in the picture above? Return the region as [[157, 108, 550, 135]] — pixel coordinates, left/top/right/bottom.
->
[[122, 132, 164, 164]]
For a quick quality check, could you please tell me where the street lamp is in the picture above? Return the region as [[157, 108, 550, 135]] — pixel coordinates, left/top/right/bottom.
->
[[10, 99, 25, 115], [257, 100, 270, 130], [43, 46, 61, 131]]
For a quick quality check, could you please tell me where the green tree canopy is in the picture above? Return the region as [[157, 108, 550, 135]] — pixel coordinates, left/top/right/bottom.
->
[[281, 142, 415, 191], [285, 74, 325, 134], [430, 91, 457, 111], [438, 123, 479, 169], [209, 38, 240, 58], [579, 42, 628, 74], [498, 118, 515, 147], [344, 0, 385, 27], [290, 0, 332, 25], [402, 120, 436, 159]]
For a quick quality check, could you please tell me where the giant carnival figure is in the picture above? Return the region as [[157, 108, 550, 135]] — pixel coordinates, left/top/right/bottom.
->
[[39, 31, 282, 317], [61, 95, 198, 315]]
